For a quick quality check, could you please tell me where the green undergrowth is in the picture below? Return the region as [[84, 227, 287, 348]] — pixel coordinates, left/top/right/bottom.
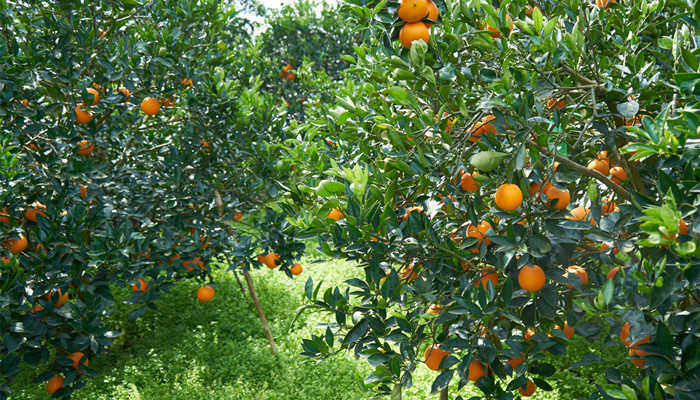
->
[[8, 257, 630, 399]]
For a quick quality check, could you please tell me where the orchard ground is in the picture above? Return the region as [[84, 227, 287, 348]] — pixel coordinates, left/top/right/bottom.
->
[[8, 257, 635, 400]]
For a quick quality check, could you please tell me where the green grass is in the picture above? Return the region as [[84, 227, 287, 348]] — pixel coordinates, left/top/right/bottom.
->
[[8, 258, 632, 399]]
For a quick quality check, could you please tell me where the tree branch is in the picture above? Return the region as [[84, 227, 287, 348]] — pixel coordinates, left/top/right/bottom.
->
[[526, 139, 635, 205]]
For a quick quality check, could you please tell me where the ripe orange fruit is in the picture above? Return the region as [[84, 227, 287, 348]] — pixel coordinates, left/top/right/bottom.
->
[[528, 182, 541, 197], [117, 87, 131, 100], [25, 201, 47, 222], [597, 150, 608, 160], [400, 264, 419, 281], [518, 264, 546, 292], [398, 0, 429, 22], [460, 260, 472, 271], [523, 328, 536, 342], [477, 220, 493, 244], [466, 224, 484, 253], [53, 288, 69, 307], [182, 257, 204, 272], [543, 186, 570, 210], [77, 139, 94, 156], [46, 375, 63, 395], [197, 285, 215, 302], [68, 352, 88, 371], [426, 1, 439, 21], [566, 265, 588, 287], [467, 360, 487, 381], [662, 218, 689, 242], [286, 73, 296, 81], [568, 207, 595, 226], [290, 263, 303, 275], [328, 208, 344, 221], [555, 322, 575, 339], [75, 105, 92, 124], [443, 113, 455, 131], [141, 97, 160, 115], [610, 166, 627, 184], [401, 206, 423, 221], [160, 96, 175, 107], [460, 171, 481, 192], [399, 22, 430, 48], [476, 269, 498, 290], [0, 208, 9, 224], [169, 254, 182, 265], [30, 304, 44, 313], [261, 253, 280, 269], [494, 183, 523, 211], [597, 0, 616, 8], [602, 198, 619, 214], [426, 304, 442, 314], [679, 218, 688, 235], [234, 211, 243, 221], [20, 99, 30, 106], [486, 15, 513, 38], [619, 322, 631, 346], [525, 5, 536, 16], [4, 233, 28, 254], [519, 380, 536, 397], [424, 344, 449, 370], [545, 97, 566, 109], [181, 78, 194, 88], [508, 357, 524, 370], [131, 278, 148, 294], [629, 347, 648, 368], [468, 115, 496, 142], [86, 87, 100, 105], [607, 266, 620, 279], [587, 159, 610, 176]]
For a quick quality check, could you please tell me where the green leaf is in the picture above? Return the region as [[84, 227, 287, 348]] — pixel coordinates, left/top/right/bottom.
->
[[315, 180, 345, 196], [533, 6, 543, 33], [674, 240, 696, 256], [409, 39, 428, 67], [430, 370, 454, 394], [602, 278, 614, 306], [387, 86, 410, 104], [469, 151, 509, 172], [340, 55, 356, 64], [620, 384, 638, 400]]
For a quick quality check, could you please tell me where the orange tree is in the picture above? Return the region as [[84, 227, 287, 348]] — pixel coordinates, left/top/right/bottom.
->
[[293, 0, 698, 399], [0, 0, 305, 398], [252, 0, 360, 120]]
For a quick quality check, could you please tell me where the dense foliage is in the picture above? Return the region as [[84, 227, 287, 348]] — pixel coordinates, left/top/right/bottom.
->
[[1, 0, 698, 399], [0, 0, 306, 398], [295, 0, 699, 399]]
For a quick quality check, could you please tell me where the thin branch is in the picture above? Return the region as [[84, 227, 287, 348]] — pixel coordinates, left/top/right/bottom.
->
[[526, 139, 636, 205]]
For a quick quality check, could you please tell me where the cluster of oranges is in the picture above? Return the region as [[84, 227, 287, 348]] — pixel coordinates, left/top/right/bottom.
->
[[619, 322, 651, 368], [424, 343, 536, 396], [73, 79, 193, 125], [256, 252, 303, 276], [396, 0, 439, 48], [587, 150, 628, 184], [279, 63, 296, 80]]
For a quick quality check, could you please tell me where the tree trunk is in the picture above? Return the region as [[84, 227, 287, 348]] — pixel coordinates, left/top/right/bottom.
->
[[243, 269, 278, 354]]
